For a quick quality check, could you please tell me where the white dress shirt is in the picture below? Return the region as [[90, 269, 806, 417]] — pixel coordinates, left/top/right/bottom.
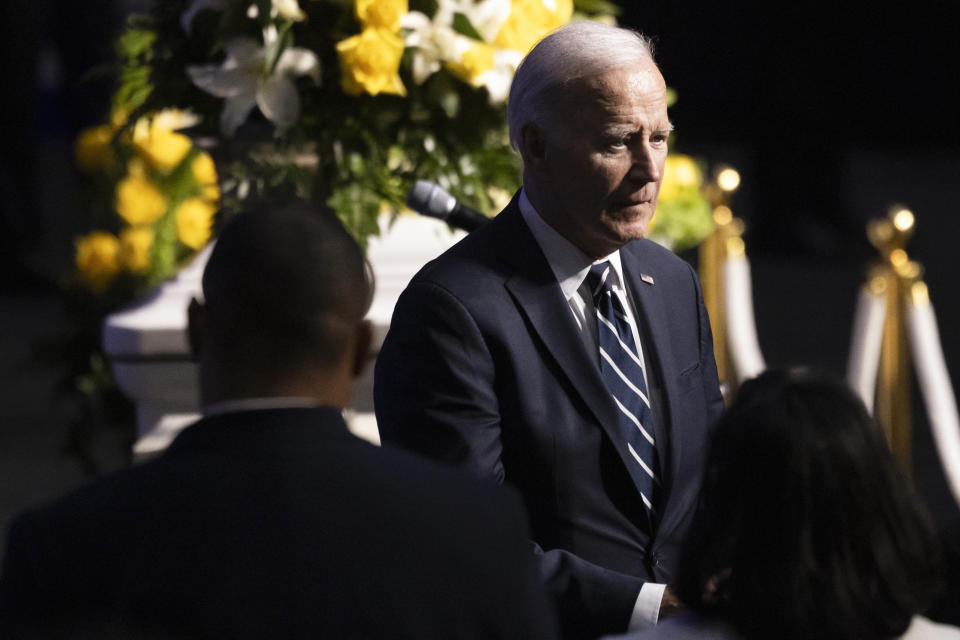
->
[[519, 190, 666, 631]]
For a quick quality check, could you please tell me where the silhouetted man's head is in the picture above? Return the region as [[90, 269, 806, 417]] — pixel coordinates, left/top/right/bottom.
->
[[189, 200, 372, 407]]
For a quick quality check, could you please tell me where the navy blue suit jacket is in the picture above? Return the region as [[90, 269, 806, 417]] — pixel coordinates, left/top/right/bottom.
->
[[375, 197, 723, 639], [0, 407, 557, 639]]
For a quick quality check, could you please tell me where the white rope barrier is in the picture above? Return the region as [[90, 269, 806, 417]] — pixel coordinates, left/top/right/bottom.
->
[[723, 254, 765, 384], [907, 291, 960, 508], [846, 285, 887, 413]]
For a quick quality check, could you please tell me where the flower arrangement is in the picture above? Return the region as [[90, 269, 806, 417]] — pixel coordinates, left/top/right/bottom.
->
[[72, 108, 219, 298], [60, 105, 222, 468], [84, 0, 619, 255], [72, 0, 714, 294]]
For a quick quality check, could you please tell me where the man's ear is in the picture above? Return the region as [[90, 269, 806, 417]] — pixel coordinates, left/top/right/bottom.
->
[[352, 319, 373, 378], [518, 122, 547, 168], [187, 297, 206, 360]]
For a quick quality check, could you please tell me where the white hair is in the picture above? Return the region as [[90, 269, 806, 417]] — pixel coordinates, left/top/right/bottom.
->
[[507, 22, 657, 149]]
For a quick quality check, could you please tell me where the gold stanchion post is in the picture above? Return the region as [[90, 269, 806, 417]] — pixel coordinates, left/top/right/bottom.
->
[[699, 167, 744, 399], [866, 206, 923, 476]]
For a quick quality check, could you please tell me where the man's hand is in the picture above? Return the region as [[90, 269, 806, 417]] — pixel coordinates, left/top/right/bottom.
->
[[658, 585, 684, 620]]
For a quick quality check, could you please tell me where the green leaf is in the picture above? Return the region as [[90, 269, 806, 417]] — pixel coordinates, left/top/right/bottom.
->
[[573, 0, 621, 16], [452, 13, 484, 40], [115, 24, 156, 59]]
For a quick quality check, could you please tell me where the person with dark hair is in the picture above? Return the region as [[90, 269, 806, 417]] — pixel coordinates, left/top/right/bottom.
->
[[0, 200, 558, 639], [606, 368, 956, 640]]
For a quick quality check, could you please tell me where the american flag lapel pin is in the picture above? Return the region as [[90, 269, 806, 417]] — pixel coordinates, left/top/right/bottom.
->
[[640, 273, 655, 286]]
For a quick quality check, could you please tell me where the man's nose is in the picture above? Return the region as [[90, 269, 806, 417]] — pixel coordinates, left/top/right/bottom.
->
[[628, 144, 660, 182]]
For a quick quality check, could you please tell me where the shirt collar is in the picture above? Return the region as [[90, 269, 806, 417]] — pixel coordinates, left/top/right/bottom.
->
[[202, 397, 327, 418], [519, 188, 626, 298]]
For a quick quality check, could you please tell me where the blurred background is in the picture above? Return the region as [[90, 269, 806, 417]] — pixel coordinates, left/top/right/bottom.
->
[[2, 0, 958, 618]]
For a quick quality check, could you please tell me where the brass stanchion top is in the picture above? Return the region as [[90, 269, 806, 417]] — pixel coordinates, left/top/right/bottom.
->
[[713, 206, 733, 226], [868, 205, 916, 264], [910, 281, 930, 306], [704, 165, 741, 211], [868, 275, 888, 296], [726, 236, 746, 258]]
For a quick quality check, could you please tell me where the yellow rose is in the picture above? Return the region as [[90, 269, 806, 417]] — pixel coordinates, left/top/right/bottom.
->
[[75, 231, 121, 292], [175, 197, 216, 250], [119, 227, 153, 273], [74, 125, 115, 173], [494, 0, 573, 53], [132, 116, 193, 172], [355, 0, 407, 31], [659, 155, 702, 202], [116, 173, 168, 226], [191, 152, 220, 202], [336, 28, 407, 96], [446, 42, 495, 86]]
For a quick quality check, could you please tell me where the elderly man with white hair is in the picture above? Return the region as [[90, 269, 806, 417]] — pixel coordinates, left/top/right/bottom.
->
[[376, 21, 723, 640]]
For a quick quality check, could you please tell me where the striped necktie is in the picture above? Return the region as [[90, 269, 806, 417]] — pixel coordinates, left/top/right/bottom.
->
[[586, 261, 660, 524]]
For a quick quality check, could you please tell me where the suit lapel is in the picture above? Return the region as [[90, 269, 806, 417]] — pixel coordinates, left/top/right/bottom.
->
[[495, 202, 644, 488], [620, 243, 688, 536]]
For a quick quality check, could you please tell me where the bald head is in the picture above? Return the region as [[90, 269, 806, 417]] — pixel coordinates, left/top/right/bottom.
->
[[192, 200, 372, 405]]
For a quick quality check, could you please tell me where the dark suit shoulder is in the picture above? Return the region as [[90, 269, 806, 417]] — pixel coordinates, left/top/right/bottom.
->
[[1, 410, 556, 639], [408, 201, 536, 293]]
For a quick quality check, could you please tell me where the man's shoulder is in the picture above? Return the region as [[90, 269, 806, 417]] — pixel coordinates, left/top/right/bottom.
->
[[409, 201, 528, 291], [6, 419, 522, 550], [1, 452, 178, 573]]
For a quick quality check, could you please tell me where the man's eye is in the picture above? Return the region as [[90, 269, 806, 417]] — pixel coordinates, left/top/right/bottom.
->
[[605, 137, 628, 149]]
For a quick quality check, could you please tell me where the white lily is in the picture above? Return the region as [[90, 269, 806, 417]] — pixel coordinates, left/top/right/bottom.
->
[[402, 0, 519, 97], [459, 0, 512, 43], [401, 11, 461, 84], [270, 0, 306, 21], [478, 47, 523, 103], [446, 36, 522, 103], [186, 26, 320, 136]]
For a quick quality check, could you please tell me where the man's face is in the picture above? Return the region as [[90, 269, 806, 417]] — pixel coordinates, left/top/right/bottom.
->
[[524, 62, 671, 258]]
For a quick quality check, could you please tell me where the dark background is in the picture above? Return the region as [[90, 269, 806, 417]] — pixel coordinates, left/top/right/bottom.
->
[[1, 0, 959, 620], [620, 2, 960, 619]]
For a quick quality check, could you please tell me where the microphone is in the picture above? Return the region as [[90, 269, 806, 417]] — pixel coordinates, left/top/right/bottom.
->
[[406, 180, 489, 232]]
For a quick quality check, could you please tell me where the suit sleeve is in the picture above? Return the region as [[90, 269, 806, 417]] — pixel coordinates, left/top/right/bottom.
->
[[375, 280, 505, 478], [375, 279, 645, 639]]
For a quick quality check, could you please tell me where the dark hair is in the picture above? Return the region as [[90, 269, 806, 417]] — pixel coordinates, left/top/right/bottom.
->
[[201, 199, 371, 373], [675, 368, 941, 640]]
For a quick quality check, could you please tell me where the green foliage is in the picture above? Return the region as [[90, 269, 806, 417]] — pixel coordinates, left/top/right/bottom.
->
[[113, 21, 157, 115], [573, 0, 620, 16], [650, 197, 713, 252], [452, 12, 485, 40]]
